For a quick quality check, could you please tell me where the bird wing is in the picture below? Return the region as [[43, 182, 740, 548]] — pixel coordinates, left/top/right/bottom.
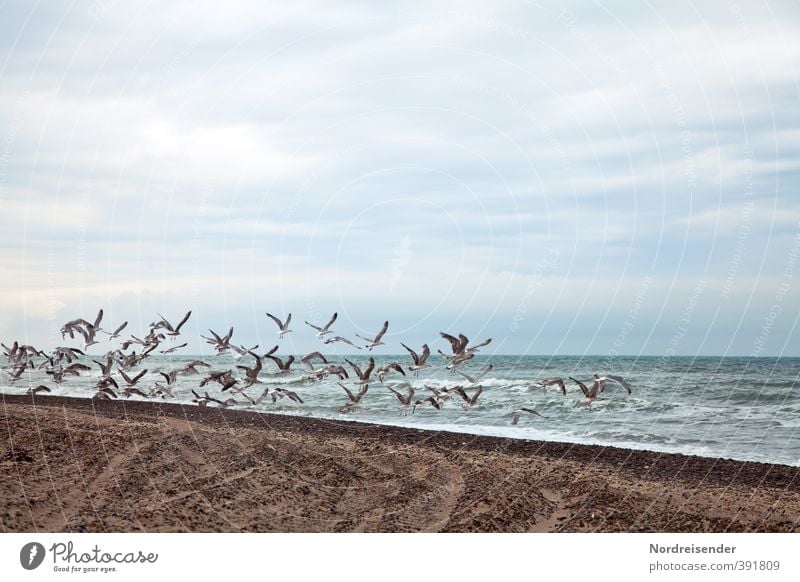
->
[[605, 374, 632, 394], [400, 342, 419, 364], [305, 321, 323, 332], [469, 337, 492, 351], [324, 312, 338, 330], [569, 377, 589, 397], [440, 332, 460, 353], [344, 358, 362, 379], [419, 344, 430, 364], [363, 357, 376, 378], [174, 311, 192, 332], [373, 321, 389, 342], [455, 370, 475, 383]]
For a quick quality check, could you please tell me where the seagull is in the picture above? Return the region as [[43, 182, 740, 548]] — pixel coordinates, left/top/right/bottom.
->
[[271, 388, 303, 403], [93, 357, 114, 378], [301, 351, 328, 370], [386, 383, 415, 413], [236, 353, 263, 387], [228, 343, 259, 360], [118, 368, 148, 386], [451, 385, 484, 410], [356, 321, 389, 351], [121, 386, 149, 398], [93, 385, 118, 400], [201, 327, 234, 354], [159, 370, 178, 386], [322, 336, 361, 349], [569, 376, 600, 407], [400, 342, 431, 376], [456, 364, 494, 386], [511, 408, 545, 425], [103, 321, 128, 340], [239, 387, 271, 407], [439, 332, 491, 370], [26, 385, 52, 396], [180, 360, 211, 375], [536, 377, 567, 396], [266, 312, 293, 338], [423, 384, 455, 403], [197, 392, 236, 407], [308, 364, 349, 381], [412, 396, 445, 413], [261, 345, 279, 358], [266, 353, 295, 374], [338, 382, 369, 410], [594, 374, 632, 394], [4, 364, 28, 383], [149, 382, 175, 399], [305, 312, 338, 337], [191, 389, 214, 407], [345, 357, 375, 385], [154, 311, 192, 337], [376, 362, 405, 383], [200, 370, 238, 391], [159, 343, 187, 354]]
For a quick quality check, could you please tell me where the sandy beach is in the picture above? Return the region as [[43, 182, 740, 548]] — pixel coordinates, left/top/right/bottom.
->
[[1, 393, 797, 533]]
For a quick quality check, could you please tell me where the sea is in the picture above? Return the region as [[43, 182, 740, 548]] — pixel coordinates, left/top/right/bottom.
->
[[2, 353, 798, 467]]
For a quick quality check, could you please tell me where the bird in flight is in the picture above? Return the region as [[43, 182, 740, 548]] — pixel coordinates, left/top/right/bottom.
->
[[305, 312, 338, 337], [356, 321, 389, 351], [266, 312, 293, 338]]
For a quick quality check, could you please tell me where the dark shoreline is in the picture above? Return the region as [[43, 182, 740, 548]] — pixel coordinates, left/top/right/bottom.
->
[[2, 393, 798, 532], [3, 393, 796, 488]]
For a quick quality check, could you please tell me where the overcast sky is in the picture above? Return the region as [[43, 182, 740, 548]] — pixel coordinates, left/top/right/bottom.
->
[[1, 0, 798, 356]]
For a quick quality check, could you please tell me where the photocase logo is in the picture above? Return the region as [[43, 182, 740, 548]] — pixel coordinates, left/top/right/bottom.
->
[[20, 542, 46, 570]]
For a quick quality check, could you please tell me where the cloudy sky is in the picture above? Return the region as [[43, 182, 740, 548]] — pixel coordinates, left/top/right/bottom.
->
[[1, 0, 798, 356]]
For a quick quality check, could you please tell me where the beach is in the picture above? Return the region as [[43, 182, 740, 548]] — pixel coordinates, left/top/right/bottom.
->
[[1, 394, 797, 533]]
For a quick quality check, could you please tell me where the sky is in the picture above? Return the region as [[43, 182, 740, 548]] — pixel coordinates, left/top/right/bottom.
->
[[0, 0, 798, 357]]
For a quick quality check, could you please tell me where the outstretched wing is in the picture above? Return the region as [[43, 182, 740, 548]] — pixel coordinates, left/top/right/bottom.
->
[[174, 311, 192, 332], [265, 313, 283, 329], [440, 332, 460, 353], [323, 312, 337, 330], [605, 374, 632, 394], [400, 342, 419, 364], [373, 321, 389, 342]]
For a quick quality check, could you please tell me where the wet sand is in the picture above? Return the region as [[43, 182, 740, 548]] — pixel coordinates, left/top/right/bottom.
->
[[1, 394, 798, 532]]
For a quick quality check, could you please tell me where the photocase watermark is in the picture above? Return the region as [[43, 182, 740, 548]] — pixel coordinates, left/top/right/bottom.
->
[[510, 248, 559, 333], [20, 542, 46, 570], [17, 540, 160, 574]]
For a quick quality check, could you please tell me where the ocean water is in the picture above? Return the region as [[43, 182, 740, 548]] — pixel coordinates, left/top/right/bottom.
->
[[2, 353, 798, 466]]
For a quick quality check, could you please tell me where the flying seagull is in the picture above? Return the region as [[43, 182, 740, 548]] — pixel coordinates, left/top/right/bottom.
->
[[356, 321, 389, 351], [266, 312, 293, 338], [511, 408, 546, 425], [305, 312, 338, 337], [400, 342, 431, 376], [536, 377, 567, 396]]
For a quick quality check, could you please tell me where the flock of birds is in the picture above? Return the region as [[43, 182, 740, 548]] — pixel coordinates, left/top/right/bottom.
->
[[1, 309, 633, 425]]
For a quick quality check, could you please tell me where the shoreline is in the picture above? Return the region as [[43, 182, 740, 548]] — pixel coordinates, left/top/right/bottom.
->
[[2, 393, 798, 532]]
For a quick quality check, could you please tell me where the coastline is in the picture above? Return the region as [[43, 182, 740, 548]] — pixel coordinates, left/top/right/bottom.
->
[[1, 394, 798, 532]]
